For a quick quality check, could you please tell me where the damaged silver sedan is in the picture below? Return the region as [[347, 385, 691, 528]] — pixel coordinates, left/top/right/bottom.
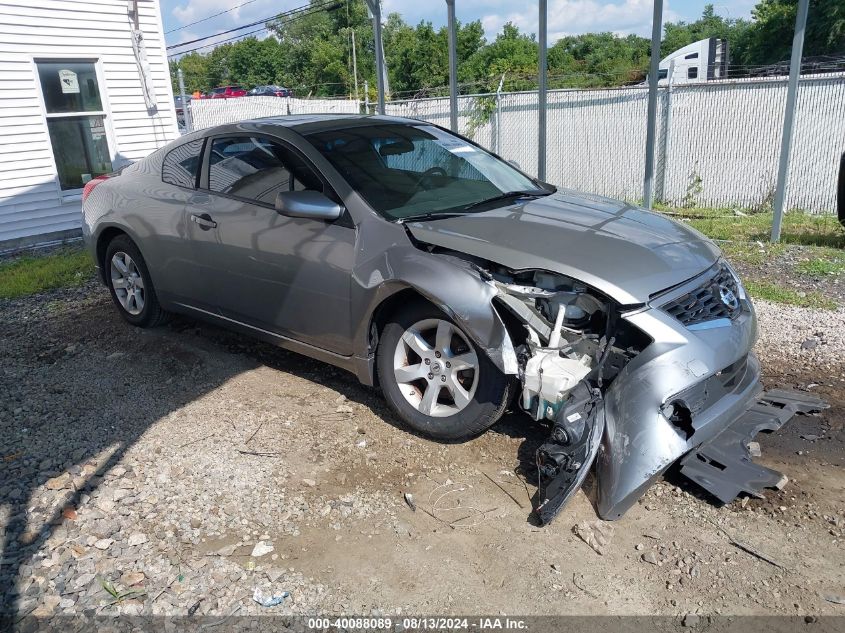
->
[[81, 115, 826, 523]]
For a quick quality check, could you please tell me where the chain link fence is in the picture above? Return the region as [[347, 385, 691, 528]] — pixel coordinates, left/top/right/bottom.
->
[[185, 74, 845, 215], [386, 73, 845, 214], [189, 96, 361, 131]]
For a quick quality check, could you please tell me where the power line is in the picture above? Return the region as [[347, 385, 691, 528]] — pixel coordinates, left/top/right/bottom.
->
[[167, 2, 341, 58], [167, 0, 338, 51], [165, 0, 262, 35]]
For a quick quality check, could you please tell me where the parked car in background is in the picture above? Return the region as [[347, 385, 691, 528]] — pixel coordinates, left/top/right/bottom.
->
[[248, 85, 293, 98], [209, 85, 246, 99], [80, 115, 825, 525]]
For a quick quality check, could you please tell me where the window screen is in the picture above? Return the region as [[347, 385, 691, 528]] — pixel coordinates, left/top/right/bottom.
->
[[207, 136, 322, 205], [162, 139, 204, 188]]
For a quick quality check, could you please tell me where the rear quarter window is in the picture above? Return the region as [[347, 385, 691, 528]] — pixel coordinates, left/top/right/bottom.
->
[[162, 139, 205, 188]]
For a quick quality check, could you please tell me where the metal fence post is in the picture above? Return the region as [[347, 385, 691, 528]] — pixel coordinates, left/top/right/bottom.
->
[[364, 80, 370, 114], [655, 58, 674, 202], [446, 0, 458, 132], [771, 0, 810, 242], [643, 0, 664, 210], [176, 67, 192, 133], [495, 73, 505, 155], [537, 0, 548, 181]]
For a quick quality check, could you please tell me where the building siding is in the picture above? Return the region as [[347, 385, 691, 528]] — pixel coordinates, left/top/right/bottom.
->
[[0, 0, 178, 247]]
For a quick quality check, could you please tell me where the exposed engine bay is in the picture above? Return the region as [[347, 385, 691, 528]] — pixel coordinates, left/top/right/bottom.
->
[[490, 267, 649, 524], [413, 246, 828, 526]]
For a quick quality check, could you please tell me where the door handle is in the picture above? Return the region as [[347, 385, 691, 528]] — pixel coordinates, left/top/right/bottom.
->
[[191, 213, 217, 229]]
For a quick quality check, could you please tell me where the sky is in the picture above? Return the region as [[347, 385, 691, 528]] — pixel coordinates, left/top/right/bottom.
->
[[161, 0, 758, 52]]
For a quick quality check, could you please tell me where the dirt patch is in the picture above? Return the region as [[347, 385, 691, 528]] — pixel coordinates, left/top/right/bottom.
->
[[1, 284, 843, 619]]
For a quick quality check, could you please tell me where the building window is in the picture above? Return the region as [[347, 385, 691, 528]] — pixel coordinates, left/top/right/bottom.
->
[[36, 61, 113, 191]]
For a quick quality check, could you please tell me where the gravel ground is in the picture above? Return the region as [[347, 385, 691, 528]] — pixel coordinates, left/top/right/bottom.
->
[[1, 281, 844, 622]]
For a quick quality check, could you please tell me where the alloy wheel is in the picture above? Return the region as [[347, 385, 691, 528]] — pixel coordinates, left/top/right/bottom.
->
[[392, 318, 479, 417], [110, 251, 145, 316]]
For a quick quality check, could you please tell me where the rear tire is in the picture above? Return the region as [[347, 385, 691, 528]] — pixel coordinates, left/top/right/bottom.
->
[[104, 234, 170, 328], [377, 302, 512, 441]]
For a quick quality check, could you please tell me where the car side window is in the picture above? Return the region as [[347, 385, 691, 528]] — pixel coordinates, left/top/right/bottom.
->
[[162, 139, 205, 189], [206, 136, 323, 206]]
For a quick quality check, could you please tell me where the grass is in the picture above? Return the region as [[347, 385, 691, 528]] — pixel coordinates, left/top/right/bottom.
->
[[794, 251, 845, 277], [657, 206, 845, 249], [743, 280, 837, 310], [0, 247, 94, 299]]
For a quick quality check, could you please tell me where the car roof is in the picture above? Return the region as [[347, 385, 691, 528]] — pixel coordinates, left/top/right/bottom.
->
[[199, 114, 429, 137]]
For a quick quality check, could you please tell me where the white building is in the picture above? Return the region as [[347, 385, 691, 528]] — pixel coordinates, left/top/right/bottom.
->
[[0, 0, 178, 249]]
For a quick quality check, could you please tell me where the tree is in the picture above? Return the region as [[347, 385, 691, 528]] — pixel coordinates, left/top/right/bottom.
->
[[464, 23, 538, 91], [738, 0, 845, 66], [268, 0, 374, 96], [548, 32, 650, 87], [661, 4, 750, 63], [171, 52, 211, 93]]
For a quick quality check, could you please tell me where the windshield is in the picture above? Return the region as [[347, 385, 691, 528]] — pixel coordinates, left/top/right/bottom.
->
[[304, 124, 544, 220]]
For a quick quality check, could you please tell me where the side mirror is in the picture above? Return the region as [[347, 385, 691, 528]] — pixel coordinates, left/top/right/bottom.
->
[[275, 191, 343, 221], [508, 160, 521, 170]]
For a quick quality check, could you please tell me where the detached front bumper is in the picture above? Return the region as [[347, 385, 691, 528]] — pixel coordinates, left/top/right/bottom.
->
[[595, 286, 764, 520], [593, 294, 826, 520]]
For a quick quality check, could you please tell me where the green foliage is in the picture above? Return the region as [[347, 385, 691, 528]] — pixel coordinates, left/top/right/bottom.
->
[[464, 95, 497, 139], [662, 5, 751, 60], [548, 32, 651, 86], [737, 0, 845, 66], [464, 24, 539, 92]]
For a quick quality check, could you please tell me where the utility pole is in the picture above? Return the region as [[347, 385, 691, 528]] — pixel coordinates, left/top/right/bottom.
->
[[771, 0, 810, 242], [364, 0, 386, 114], [446, 0, 458, 132], [642, 0, 664, 210], [538, 0, 548, 181], [351, 29, 359, 101]]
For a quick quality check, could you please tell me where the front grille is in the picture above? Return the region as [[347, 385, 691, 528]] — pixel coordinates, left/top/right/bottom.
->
[[662, 263, 741, 327]]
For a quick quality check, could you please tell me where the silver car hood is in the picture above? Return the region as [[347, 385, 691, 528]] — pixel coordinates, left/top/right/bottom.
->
[[406, 190, 721, 305]]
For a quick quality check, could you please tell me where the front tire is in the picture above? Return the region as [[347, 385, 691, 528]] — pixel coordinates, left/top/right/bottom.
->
[[377, 302, 512, 440], [104, 234, 169, 328]]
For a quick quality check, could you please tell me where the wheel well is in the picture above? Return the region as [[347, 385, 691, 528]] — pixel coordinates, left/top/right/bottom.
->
[[96, 227, 129, 276], [368, 288, 430, 353], [367, 289, 525, 386]]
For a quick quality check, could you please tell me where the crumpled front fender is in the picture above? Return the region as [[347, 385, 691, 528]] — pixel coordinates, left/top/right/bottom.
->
[[352, 244, 519, 383]]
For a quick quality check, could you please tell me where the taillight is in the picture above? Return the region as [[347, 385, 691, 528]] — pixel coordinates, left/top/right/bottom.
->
[[82, 174, 110, 203]]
